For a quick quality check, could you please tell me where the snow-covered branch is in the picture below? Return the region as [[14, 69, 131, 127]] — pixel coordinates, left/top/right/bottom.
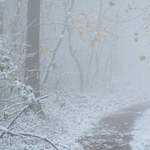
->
[[0, 53, 36, 105], [0, 105, 29, 138], [0, 126, 59, 150]]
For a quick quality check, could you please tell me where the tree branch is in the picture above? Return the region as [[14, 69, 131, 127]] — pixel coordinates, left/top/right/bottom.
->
[[0, 127, 59, 150], [0, 105, 29, 138], [42, 0, 76, 83]]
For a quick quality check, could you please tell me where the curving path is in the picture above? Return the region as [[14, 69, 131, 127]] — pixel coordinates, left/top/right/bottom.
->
[[78, 102, 150, 150]]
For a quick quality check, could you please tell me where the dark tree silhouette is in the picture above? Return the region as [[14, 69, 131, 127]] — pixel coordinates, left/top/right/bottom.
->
[[25, 0, 44, 114]]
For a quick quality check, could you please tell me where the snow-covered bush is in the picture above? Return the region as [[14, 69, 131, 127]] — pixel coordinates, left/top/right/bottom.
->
[[0, 54, 35, 104], [0, 53, 58, 150]]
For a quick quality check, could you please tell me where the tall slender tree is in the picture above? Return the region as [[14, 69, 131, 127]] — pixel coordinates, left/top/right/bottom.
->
[[25, 0, 40, 97], [11, 0, 22, 44], [25, 0, 44, 114], [0, 1, 4, 37], [42, 0, 75, 84]]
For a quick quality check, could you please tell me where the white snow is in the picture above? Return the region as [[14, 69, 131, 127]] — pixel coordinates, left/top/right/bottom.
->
[[2, 86, 150, 150], [41, 87, 150, 150], [130, 109, 150, 150], [60, 34, 64, 39]]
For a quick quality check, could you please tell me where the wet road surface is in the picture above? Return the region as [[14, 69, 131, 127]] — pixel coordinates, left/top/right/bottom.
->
[[78, 102, 150, 150]]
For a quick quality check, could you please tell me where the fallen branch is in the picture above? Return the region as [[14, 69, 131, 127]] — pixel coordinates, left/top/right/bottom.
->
[[36, 94, 50, 103], [0, 94, 49, 138], [0, 105, 29, 138], [0, 127, 58, 150]]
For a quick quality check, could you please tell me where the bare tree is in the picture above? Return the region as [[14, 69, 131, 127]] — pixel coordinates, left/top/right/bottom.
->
[[25, 0, 40, 97], [42, 0, 75, 84], [67, 26, 84, 92], [25, 0, 44, 114], [0, 1, 4, 35]]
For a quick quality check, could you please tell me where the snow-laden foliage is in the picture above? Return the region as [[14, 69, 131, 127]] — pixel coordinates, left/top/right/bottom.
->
[[0, 53, 35, 105], [0, 52, 58, 150], [0, 55, 17, 80]]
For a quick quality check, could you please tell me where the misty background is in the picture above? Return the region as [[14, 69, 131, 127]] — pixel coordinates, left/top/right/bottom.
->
[[2, 0, 150, 94], [39, 0, 150, 93], [1, 0, 150, 149]]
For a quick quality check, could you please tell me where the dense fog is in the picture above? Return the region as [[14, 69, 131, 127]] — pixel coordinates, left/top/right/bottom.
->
[[1, 0, 150, 149], [38, 0, 150, 93], [2, 0, 150, 93]]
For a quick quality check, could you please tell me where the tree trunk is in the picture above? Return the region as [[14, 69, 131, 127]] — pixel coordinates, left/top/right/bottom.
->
[[11, 0, 22, 50], [67, 26, 84, 92], [95, 0, 103, 79], [25, 0, 44, 115], [0, 0, 4, 35], [42, 0, 75, 84]]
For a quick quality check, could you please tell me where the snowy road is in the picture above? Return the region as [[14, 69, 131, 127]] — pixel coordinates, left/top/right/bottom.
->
[[78, 102, 150, 150]]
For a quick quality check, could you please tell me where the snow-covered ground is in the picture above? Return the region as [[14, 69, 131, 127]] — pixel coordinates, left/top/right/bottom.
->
[[41, 86, 150, 150], [1, 86, 150, 150], [130, 109, 150, 150]]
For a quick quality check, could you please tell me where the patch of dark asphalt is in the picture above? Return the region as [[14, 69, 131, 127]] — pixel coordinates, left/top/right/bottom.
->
[[78, 102, 150, 150]]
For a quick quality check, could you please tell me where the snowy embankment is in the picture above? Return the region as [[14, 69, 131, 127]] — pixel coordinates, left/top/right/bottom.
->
[[42, 87, 150, 150], [130, 109, 150, 150]]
